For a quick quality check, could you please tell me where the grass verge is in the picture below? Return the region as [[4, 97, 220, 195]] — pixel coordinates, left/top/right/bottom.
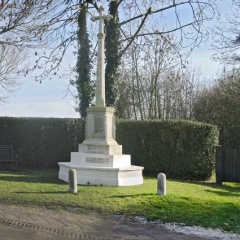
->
[[0, 169, 239, 233]]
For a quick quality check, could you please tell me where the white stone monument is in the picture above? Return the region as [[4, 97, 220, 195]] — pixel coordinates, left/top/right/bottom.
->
[[58, 7, 144, 186]]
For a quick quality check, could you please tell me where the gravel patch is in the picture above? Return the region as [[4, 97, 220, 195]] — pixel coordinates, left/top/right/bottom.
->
[[119, 215, 240, 240]]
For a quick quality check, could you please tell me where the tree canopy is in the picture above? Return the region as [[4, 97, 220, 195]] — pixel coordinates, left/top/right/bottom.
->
[[0, 0, 218, 77], [214, 0, 240, 65], [193, 68, 240, 147], [0, 0, 218, 108]]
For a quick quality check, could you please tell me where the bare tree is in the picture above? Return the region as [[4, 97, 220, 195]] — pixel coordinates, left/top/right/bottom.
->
[[0, 0, 218, 102], [117, 33, 202, 120], [213, 0, 240, 65], [1, 0, 218, 74], [118, 0, 217, 56], [0, 45, 26, 101]]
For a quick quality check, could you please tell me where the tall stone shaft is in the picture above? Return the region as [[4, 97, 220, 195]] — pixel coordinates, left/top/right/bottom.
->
[[91, 7, 112, 108], [96, 8, 105, 107]]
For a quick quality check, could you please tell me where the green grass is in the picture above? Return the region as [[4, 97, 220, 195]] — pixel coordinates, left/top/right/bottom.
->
[[0, 169, 239, 233]]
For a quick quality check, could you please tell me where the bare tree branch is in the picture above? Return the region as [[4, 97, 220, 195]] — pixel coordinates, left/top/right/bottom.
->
[[0, 0, 217, 100], [120, 7, 152, 57]]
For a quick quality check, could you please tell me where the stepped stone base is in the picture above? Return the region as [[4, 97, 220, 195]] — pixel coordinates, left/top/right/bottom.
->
[[58, 162, 143, 186], [58, 106, 144, 186]]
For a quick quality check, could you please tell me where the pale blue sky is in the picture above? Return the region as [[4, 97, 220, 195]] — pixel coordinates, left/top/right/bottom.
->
[[0, 1, 232, 118]]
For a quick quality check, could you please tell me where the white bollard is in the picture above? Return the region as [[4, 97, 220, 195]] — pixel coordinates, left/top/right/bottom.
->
[[69, 169, 78, 194], [157, 173, 166, 195]]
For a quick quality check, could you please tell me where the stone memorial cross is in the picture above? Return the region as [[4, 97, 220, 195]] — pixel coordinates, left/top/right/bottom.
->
[[91, 7, 113, 108], [58, 6, 144, 187]]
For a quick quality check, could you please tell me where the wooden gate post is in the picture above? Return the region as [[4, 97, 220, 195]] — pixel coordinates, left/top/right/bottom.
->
[[216, 146, 223, 184]]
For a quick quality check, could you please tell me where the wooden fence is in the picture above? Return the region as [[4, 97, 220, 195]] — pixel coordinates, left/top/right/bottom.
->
[[216, 146, 240, 184]]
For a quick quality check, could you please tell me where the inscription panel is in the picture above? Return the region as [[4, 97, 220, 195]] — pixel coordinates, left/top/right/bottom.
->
[[95, 115, 104, 134], [86, 157, 109, 164], [87, 145, 106, 154]]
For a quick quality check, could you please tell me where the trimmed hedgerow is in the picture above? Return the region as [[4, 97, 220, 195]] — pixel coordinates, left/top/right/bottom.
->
[[116, 120, 219, 181], [0, 117, 84, 168], [0, 117, 218, 180]]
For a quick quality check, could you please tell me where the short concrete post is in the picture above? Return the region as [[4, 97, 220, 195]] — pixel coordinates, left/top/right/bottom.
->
[[69, 169, 78, 194], [157, 173, 166, 195]]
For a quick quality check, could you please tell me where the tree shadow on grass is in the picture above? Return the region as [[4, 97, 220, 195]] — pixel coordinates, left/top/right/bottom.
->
[[108, 193, 156, 198], [177, 180, 240, 198], [0, 175, 64, 184], [117, 195, 240, 233], [13, 191, 70, 194], [204, 189, 240, 197], [0, 170, 65, 184]]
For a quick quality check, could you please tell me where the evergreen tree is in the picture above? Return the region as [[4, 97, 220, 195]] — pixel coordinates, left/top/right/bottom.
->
[[105, 1, 121, 107], [75, 5, 93, 118]]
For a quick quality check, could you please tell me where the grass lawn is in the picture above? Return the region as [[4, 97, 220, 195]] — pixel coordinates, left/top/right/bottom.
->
[[0, 169, 239, 233]]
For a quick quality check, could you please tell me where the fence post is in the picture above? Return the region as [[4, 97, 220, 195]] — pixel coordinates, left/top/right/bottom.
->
[[216, 146, 223, 184], [237, 149, 240, 182]]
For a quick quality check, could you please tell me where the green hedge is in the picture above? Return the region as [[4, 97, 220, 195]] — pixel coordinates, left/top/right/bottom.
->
[[116, 120, 219, 181], [0, 117, 84, 168], [0, 118, 218, 180]]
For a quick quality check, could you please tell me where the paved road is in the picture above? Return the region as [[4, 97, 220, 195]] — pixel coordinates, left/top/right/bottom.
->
[[0, 204, 224, 240]]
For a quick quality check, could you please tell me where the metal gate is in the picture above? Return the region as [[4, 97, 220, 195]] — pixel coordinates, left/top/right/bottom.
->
[[216, 146, 240, 184]]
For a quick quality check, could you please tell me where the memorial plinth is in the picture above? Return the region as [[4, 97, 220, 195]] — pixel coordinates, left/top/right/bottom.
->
[[58, 7, 143, 186], [58, 106, 143, 186]]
